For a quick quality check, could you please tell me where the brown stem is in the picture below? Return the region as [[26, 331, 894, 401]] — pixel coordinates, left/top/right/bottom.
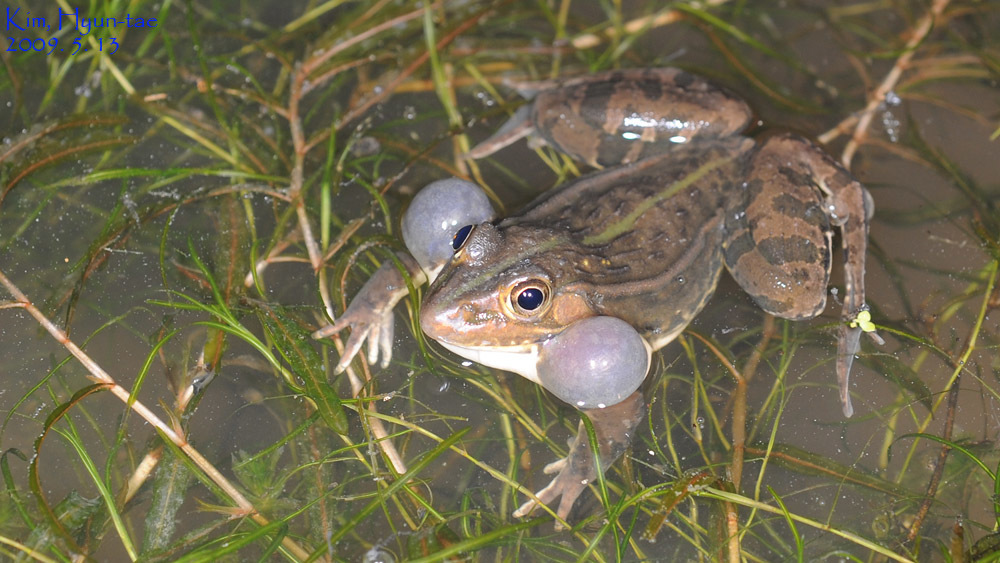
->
[[287, 63, 323, 270], [827, 0, 951, 165], [570, 0, 729, 49], [307, 4, 494, 153], [301, 5, 430, 79], [725, 495, 740, 563], [906, 370, 960, 542], [730, 315, 776, 492], [0, 269, 314, 561]]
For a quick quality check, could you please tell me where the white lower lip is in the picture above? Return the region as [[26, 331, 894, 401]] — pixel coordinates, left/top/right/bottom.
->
[[438, 341, 541, 385]]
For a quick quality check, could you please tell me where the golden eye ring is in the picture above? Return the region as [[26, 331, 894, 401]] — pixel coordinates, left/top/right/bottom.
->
[[508, 280, 550, 317]]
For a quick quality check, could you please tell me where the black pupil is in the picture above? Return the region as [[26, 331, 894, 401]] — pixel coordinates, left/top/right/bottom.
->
[[516, 287, 544, 311], [452, 224, 473, 251]]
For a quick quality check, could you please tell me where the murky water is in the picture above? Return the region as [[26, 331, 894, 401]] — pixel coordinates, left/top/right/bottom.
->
[[0, 1, 997, 561]]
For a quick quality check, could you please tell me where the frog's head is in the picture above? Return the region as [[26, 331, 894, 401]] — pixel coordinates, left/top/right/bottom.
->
[[420, 222, 595, 383]]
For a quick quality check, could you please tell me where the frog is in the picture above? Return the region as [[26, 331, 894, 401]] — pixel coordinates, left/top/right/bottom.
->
[[314, 67, 878, 526]]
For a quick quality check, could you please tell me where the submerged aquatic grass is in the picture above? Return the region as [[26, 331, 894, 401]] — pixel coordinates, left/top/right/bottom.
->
[[0, 0, 998, 560]]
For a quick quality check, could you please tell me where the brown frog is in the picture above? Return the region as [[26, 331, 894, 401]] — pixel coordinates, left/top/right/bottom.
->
[[315, 68, 878, 525]]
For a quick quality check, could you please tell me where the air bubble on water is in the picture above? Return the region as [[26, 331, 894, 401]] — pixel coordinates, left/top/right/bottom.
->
[[879, 92, 903, 143], [475, 90, 496, 107], [402, 105, 416, 120], [881, 108, 901, 143]]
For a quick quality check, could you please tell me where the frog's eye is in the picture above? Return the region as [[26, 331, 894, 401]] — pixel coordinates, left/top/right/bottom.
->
[[451, 224, 474, 252], [510, 280, 549, 316]]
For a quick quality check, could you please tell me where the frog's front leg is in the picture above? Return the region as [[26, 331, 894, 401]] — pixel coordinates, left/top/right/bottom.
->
[[514, 391, 646, 525], [723, 133, 877, 416], [314, 178, 495, 372], [313, 253, 424, 373]]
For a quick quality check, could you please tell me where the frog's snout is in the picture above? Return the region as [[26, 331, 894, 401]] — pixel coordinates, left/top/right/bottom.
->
[[421, 296, 506, 345], [418, 298, 449, 338], [419, 298, 471, 341]]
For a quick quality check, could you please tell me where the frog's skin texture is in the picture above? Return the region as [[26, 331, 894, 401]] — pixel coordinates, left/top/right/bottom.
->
[[467, 68, 753, 168], [314, 68, 876, 526]]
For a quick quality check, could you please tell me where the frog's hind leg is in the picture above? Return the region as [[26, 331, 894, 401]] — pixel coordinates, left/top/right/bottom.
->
[[465, 104, 535, 160], [724, 133, 875, 416], [723, 134, 835, 321]]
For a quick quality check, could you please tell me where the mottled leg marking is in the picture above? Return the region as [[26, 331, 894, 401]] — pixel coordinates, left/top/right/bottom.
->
[[514, 391, 646, 527], [724, 134, 833, 321], [728, 133, 876, 417]]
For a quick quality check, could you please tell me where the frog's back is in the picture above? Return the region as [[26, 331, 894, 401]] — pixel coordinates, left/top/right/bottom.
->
[[504, 138, 751, 347]]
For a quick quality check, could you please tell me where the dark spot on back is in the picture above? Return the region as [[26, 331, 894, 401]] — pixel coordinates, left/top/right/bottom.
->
[[595, 135, 633, 167], [578, 81, 616, 130], [777, 166, 814, 190], [674, 71, 695, 88], [579, 102, 608, 132], [724, 231, 755, 265], [772, 194, 829, 229], [637, 78, 663, 101], [749, 292, 791, 315], [757, 235, 819, 266]]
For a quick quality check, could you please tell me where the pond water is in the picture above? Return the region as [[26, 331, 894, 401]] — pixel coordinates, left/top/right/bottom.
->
[[0, 1, 997, 561]]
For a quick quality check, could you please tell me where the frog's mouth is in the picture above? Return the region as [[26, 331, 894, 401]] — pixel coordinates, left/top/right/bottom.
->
[[437, 341, 542, 385]]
